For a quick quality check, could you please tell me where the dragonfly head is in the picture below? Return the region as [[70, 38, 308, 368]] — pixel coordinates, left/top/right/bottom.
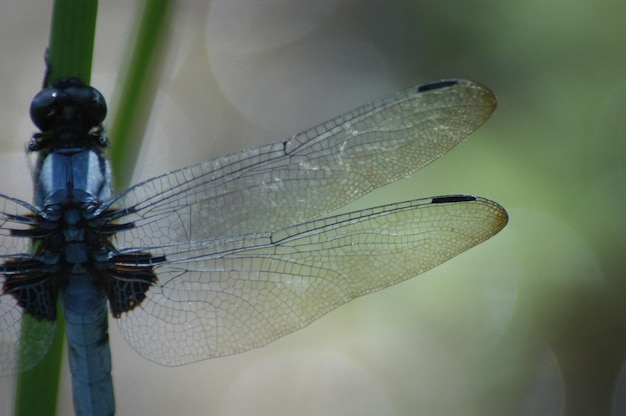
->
[[29, 78, 108, 149]]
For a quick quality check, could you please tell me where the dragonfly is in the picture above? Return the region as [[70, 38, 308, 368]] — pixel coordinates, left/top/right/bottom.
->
[[0, 78, 507, 416]]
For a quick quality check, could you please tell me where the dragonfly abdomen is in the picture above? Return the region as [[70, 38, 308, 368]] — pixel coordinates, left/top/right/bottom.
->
[[62, 272, 114, 416]]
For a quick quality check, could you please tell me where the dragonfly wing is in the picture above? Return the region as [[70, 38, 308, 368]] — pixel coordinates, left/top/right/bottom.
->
[[0, 303, 56, 375], [117, 196, 507, 366], [0, 194, 39, 256], [109, 79, 496, 248], [0, 194, 56, 375]]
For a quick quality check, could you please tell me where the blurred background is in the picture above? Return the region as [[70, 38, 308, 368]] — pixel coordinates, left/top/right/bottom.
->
[[1, 0, 625, 415]]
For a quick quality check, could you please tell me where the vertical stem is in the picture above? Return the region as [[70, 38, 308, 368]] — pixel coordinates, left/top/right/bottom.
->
[[15, 0, 176, 414], [108, 0, 175, 190], [14, 1, 98, 415]]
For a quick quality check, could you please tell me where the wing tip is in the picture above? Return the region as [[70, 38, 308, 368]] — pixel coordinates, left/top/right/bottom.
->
[[431, 194, 509, 234], [416, 79, 497, 114]]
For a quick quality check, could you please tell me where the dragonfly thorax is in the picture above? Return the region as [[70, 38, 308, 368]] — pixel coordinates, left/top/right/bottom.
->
[[34, 146, 113, 216]]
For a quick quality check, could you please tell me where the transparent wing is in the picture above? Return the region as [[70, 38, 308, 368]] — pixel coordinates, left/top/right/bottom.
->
[[117, 196, 508, 366], [108, 79, 496, 249], [0, 194, 56, 375]]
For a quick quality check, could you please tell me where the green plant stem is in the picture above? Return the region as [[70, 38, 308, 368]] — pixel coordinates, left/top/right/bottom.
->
[[46, 1, 98, 84], [15, 0, 175, 414], [108, 0, 175, 190], [14, 2, 98, 416]]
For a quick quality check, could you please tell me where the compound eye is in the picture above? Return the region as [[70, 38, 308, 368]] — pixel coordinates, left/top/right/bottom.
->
[[30, 87, 60, 131], [65, 83, 107, 126], [29, 79, 108, 132]]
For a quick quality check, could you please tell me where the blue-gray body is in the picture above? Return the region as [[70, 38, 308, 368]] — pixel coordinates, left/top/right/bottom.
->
[[36, 144, 115, 415]]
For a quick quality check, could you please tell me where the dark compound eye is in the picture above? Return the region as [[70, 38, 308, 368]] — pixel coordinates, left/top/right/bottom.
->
[[30, 78, 107, 132]]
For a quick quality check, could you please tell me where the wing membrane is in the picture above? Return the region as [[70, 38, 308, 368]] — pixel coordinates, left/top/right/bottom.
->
[[110, 80, 496, 249], [117, 196, 508, 366], [0, 194, 55, 375]]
